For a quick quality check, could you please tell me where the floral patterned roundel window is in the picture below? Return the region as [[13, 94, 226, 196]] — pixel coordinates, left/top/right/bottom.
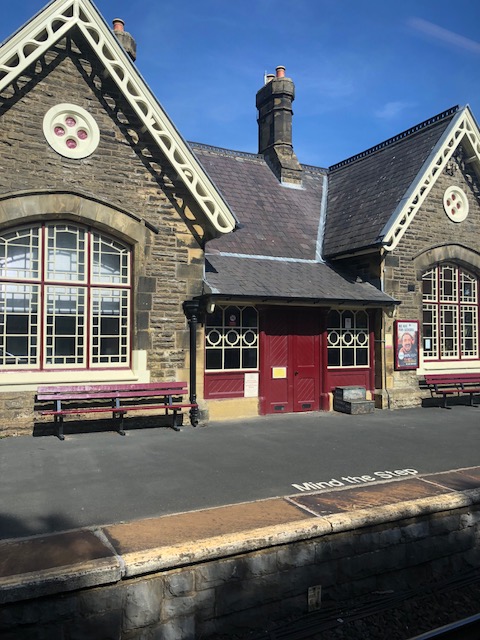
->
[[43, 104, 100, 159], [443, 186, 469, 223]]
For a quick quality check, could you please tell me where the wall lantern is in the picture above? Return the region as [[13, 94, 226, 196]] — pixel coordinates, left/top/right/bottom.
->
[[205, 299, 216, 315]]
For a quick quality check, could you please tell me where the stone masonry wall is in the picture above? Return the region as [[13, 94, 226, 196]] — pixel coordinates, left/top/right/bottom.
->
[[1, 504, 479, 639], [0, 34, 205, 434], [383, 146, 480, 408]]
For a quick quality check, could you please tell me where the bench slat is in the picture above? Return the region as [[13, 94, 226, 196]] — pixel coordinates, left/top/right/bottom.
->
[[37, 389, 187, 401], [40, 403, 195, 414], [40, 403, 197, 416], [37, 382, 186, 394], [425, 375, 480, 383]]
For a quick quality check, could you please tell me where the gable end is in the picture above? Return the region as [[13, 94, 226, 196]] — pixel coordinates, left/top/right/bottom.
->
[[0, 0, 236, 238], [382, 107, 480, 252]]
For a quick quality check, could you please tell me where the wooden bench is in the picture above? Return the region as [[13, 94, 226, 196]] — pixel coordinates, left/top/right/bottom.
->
[[424, 374, 480, 409], [36, 382, 197, 440]]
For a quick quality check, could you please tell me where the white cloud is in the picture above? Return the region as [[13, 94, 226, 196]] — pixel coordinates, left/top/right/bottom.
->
[[408, 18, 480, 55], [374, 101, 412, 120]]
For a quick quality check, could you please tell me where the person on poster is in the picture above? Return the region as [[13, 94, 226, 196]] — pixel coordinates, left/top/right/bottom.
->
[[397, 330, 418, 368]]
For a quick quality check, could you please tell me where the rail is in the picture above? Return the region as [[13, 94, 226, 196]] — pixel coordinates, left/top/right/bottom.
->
[[407, 613, 480, 639], [250, 570, 480, 640]]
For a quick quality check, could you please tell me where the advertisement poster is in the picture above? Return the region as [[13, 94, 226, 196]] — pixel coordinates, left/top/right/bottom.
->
[[395, 320, 419, 370]]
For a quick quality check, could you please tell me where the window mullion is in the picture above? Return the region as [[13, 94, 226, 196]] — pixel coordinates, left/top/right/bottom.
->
[[40, 225, 46, 369], [436, 267, 441, 360], [87, 230, 92, 368], [457, 270, 461, 359]]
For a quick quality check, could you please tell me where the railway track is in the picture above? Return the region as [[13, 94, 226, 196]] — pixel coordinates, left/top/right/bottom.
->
[[258, 612, 480, 640], [249, 571, 480, 640], [407, 613, 480, 639]]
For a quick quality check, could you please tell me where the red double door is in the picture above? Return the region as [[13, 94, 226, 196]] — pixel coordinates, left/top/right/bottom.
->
[[260, 308, 322, 414]]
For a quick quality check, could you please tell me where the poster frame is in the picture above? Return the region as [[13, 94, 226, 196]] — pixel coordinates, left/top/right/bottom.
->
[[394, 320, 419, 371]]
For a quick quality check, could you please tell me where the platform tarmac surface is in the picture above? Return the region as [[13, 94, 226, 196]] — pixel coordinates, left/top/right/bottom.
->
[[1, 404, 479, 542], [1, 406, 480, 609]]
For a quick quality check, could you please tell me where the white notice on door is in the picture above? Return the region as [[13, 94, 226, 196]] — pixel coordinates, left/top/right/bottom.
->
[[244, 373, 259, 397]]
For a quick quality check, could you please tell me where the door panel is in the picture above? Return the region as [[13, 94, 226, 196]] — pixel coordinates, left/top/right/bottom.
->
[[292, 314, 319, 412], [262, 314, 293, 413], [261, 309, 320, 414]]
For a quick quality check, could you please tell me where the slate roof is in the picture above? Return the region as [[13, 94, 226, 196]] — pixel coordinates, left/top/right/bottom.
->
[[191, 144, 325, 260], [205, 255, 395, 305], [192, 143, 395, 305], [323, 107, 459, 257], [190, 109, 460, 306]]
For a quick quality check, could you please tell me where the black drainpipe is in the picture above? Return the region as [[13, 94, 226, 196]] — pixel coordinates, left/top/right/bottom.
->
[[182, 299, 202, 426]]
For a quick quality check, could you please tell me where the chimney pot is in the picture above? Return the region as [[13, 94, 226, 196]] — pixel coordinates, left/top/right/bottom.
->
[[276, 65, 286, 78], [265, 73, 275, 84], [112, 18, 125, 33]]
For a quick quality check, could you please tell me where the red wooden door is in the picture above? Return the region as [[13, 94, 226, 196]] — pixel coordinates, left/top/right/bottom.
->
[[292, 313, 319, 412], [260, 309, 320, 414]]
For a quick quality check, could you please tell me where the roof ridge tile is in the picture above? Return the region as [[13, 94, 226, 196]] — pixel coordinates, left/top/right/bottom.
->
[[189, 141, 263, 161], [329, 105, 460, 172]]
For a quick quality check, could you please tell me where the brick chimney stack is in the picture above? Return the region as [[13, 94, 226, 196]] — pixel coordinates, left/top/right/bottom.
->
[[112, 18, 137, 62], [256, 66, 302, 185]]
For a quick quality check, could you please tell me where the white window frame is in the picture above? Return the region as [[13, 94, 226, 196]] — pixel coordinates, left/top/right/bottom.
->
[[327, 309, 370, 368], [422, 264, 479, 362], [205, 305, 258, 372]]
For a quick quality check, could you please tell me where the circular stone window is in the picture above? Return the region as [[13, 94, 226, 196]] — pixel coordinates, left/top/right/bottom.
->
[[443, 186, 469, 223], [43, 104, 100, 159]]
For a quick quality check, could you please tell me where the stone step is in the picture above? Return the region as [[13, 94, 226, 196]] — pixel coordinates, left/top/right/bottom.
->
[[333, 398, 375, 414], [333, 387, 374, 414], [334, 385, 367, 402]]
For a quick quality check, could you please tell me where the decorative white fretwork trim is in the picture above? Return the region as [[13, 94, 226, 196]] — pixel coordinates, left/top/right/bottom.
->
[[381, 107, 480, 251], [0, 0, 236, 236]]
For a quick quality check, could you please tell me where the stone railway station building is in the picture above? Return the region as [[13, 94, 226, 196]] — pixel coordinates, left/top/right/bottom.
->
[[1, 0, 480, 434]]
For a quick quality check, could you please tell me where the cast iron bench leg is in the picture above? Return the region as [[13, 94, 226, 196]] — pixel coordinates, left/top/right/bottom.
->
[[54, 414, 65, 441], [113, 398, 126, 436], [469, 393, 478, 407], [172, 408, 181, 431], [442, 393, 451, 410], [54, 399, 65, 440], [117, 413, 126, 436], [166, 395, 180, 431]]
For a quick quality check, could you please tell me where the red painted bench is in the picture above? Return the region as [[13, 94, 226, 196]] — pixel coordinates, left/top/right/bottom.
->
[[424, 374, 480, 409], [36, 382, 197, 440]]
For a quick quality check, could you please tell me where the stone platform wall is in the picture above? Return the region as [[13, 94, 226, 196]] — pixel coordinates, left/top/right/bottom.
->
[[1, 503, 479, 639]]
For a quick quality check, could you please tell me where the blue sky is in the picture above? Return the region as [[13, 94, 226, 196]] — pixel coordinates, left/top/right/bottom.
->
[[2, 0, 480, 167]]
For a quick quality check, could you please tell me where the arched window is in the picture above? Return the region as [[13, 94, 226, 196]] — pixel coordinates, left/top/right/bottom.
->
[[0, 223, 131, 370], [422, 264, 478, 361]]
